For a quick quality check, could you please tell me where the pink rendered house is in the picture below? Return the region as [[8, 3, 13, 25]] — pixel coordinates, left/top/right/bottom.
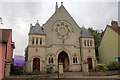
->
[[0, 29, 15, 80]]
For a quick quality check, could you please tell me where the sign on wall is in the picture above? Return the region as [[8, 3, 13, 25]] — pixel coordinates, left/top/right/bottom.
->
[[14, 55, 25, 66], [115, 57, 120, 62]]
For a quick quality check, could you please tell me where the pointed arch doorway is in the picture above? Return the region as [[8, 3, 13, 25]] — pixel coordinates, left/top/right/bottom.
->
[[58, 51, 69, 71], [33, 58, 40, 71]]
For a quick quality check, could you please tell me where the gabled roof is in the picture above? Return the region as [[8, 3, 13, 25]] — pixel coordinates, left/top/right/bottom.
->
[[81, 27, 94, 38], [29, 21, 45, 35], [109, 26, 120, 35], [106, 20, 120, 35], [0, 29, 11, 42], [43, 3, 81, 30]]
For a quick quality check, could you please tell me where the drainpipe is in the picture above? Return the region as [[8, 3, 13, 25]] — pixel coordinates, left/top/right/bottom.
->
[[4, 42, 7, 79], [79, 37, 82, 72]]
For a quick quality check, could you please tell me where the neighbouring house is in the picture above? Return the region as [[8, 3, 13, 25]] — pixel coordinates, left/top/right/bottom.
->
[[0, 29, 15, 79], [99, 20, 120, 64], [25, 2, 97, 73]]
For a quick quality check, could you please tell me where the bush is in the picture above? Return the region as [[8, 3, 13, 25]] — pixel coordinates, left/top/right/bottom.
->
[[46, 66, 53, 74], [10, 64, 25, 75], [107, 62, 120, 70], [94, 64, 109, 72], [27, 70, 43, 75]]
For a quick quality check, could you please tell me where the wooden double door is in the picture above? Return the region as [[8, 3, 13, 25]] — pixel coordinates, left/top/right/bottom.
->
[[33, 58, 40, 71], [58, 51, 69, 71]]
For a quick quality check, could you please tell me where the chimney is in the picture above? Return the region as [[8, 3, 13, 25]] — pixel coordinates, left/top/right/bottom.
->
[[111, 20, 118, 27]]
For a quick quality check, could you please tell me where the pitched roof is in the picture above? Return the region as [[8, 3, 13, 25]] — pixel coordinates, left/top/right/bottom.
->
[[29, 22, 45, 35], [43, 4, 81, 30], [81, 27, 94, 38], [0, 29, 11, 42], [109, 26, 120, 35]]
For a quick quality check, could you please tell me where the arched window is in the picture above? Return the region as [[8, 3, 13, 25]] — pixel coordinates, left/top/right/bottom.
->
[[40, 38, 42, 45], [84, 40, 86, 46], [90, 41, 92, 46], [32, 38, 34, 44], [73, 55, 77, 63], [48, 55, 53, 64], [36, 38, 38, 45], [87, 40, 89, 46]]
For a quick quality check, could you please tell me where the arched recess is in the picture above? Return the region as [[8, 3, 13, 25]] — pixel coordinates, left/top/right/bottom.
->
[[56, 48, 71, 71], [58, 51, 69, 71], [33, 58, 40, 71], [31, 56, 42, 72], [87, 58, 93, 69]]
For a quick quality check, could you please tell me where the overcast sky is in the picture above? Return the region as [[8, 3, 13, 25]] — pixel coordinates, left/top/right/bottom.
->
[[0, 0, 119, 56]]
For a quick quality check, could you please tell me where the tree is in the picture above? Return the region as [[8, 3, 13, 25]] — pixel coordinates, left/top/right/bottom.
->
[[88, 27, 102, 62]]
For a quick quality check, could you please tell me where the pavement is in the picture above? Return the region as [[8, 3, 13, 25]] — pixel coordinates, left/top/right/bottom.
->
[[57, 72, 120, 79]]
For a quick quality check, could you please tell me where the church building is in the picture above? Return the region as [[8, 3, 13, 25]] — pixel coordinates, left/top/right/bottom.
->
[[25, 2, 97, 72]]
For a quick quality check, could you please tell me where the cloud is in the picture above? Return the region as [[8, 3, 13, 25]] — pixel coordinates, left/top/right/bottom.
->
[[0, 2, 118, 56]]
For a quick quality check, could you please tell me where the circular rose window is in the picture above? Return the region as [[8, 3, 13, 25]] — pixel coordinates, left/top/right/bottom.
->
[[55, 21, 71, 39]]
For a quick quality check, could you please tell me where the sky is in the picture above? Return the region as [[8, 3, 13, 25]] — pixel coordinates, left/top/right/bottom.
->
[[0, 0, 119, 56]]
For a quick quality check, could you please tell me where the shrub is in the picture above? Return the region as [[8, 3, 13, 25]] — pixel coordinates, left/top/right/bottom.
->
[[94, 64, 109, 72], [27, 71, 43, 75], [46, 66, 53, 74], [10, 64, 25, 75], [107, 61, 120, 70]]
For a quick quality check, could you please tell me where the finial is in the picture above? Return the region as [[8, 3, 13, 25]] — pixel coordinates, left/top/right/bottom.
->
[[61, 2, 63, 6], [55, 2, 58, 12]]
